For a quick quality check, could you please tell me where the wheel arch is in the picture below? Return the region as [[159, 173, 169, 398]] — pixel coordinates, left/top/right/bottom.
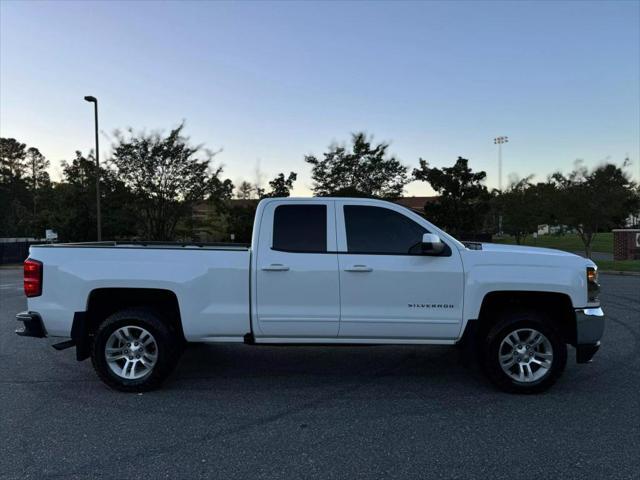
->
[[73, 288, 186, 361], [474, 290, 576, 345]]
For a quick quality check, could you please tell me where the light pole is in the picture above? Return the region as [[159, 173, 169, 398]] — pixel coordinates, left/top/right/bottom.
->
[[493, 135, 508, 192], [84, 95, 102, 241]]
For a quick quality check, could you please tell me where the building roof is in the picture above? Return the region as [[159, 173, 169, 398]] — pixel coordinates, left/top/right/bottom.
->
[[393, 196, 438, 211]]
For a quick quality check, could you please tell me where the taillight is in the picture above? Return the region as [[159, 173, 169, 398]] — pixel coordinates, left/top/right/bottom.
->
[[24, 258, 43, 297], [586, 266, 600, 303]]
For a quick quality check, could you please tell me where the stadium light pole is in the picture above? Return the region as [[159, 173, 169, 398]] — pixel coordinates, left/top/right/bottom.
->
[[84, 95, 102, 241], [493, 136, 508, 192]]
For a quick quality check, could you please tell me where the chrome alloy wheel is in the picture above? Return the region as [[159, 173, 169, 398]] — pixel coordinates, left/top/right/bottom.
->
[[105, 326, 158, 380], [498, 328, 553, 383]]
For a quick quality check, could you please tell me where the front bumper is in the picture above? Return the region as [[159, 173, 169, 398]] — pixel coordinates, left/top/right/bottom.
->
[[575, 307, 604, 364], [15, 311, 47, 338]]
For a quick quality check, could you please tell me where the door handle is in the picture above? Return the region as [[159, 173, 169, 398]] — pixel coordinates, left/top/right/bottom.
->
[[344, 265, 373, 272], [261, 264, 290, 271]]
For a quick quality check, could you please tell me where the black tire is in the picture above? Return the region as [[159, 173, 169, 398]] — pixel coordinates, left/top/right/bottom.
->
[[91, 308, 182, 392], [481, 310, 567, 394]]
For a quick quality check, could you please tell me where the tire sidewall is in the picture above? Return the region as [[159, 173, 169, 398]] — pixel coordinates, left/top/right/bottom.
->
[[483, 312, 567, 394]]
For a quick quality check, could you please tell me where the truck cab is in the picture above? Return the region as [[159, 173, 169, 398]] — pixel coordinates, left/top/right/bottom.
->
[[251, 198, 464, 341]]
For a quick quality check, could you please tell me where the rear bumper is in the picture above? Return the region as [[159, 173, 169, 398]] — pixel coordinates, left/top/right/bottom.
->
[[15, 311, 47, 338], [575, 307, 604, 364]]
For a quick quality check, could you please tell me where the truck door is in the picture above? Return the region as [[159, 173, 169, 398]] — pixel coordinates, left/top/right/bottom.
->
[[255, 200, 340, 338], [336, 201, 464, 340]]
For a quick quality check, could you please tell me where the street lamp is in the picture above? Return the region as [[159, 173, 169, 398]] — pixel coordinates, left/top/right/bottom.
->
[[84, 95, 102, 241], [493, 136, 508, 192]]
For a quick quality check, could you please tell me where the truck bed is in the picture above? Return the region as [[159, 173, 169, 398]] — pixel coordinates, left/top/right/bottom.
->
[[27, 243, 252, 340]]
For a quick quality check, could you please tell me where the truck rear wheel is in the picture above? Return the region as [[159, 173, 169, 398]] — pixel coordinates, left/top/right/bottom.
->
[[91, 308, 181, 392], [482, 310, 567, 394]]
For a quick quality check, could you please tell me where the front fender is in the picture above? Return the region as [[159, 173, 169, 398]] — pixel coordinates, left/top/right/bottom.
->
[[463, 263, 587, 322]]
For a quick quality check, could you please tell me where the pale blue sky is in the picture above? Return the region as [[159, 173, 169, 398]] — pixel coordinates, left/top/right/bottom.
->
[[1, 0, 639, 196]]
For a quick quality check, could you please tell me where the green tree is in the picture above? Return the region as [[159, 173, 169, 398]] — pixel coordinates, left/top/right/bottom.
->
[[226, 202, 257, 244], [261, 172, 297, 198], [236, 181, 254, 199], [110, 123, 233, 240], [55, 152, 99, 241], [25, 147, 51, 216], [53, 151, 138, 241], [0, 138, 31, 236], [0, 139, 56, 238], [0, 137, 27, 181], [495, 175, 542, 245], [305, 132, 408, 198], [552, 162, 639, 258], [187, 201, 231, 242], [413, 157, 491, 237], [527, 180, 561, 228]]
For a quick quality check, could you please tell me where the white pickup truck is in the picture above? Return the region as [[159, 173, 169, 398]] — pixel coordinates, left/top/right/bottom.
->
[[16, 197, 604, 393]]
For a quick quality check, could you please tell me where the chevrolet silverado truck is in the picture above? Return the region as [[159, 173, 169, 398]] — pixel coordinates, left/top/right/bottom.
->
[[16, 197, 604, 393]]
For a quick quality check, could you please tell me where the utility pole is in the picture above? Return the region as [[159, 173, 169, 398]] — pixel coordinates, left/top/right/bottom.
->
[[493, 136, 508, 191], [84, 95, 102, 241], [493, 136, 509, 236]]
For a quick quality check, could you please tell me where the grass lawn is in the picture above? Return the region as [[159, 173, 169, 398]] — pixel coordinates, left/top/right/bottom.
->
[[493, 232, 613, 254], [593, 259, 640, 273]]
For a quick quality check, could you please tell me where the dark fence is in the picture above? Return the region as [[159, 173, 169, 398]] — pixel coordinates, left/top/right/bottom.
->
[[0, 242, 32, 265]]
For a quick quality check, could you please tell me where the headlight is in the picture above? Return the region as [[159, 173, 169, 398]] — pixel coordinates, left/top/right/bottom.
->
[[586, 266, 600, 303]]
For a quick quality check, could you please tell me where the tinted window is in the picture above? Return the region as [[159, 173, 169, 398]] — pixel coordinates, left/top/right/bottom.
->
[[273, 205, 327, 252], [344, 205, 426, 254]]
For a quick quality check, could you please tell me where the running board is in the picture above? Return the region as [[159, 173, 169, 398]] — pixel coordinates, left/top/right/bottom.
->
[[253, 337, 456, 345]]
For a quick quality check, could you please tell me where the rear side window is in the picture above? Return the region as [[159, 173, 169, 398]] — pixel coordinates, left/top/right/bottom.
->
[[344, 205, 426, 254], [273, 205, 327, 253]]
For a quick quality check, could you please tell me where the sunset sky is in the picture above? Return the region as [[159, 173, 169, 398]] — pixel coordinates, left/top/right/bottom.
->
[[1, 0, 638, 195]]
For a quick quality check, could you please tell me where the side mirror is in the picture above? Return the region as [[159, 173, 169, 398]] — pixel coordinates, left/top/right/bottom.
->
[[421, 233, 445, 256]]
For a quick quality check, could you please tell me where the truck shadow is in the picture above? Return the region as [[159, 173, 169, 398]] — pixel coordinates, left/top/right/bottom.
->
[[170, 342, 487, 391]]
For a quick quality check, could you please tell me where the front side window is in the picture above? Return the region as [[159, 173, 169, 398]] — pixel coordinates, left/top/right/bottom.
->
[[273, 205, 327, 252], [344, 205, 426, 254]]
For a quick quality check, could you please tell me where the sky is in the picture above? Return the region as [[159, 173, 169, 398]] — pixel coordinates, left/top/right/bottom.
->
[[1, 0, 639, 196]]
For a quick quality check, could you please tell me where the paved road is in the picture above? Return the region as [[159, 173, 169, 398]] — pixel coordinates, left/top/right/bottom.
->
[[571, 251, 614, 261], [1, 267, 638, 479]]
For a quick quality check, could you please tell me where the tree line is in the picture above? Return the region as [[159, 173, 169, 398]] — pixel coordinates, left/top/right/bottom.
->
[[0, 124, 296, 243], [1, 126, 638, 257]]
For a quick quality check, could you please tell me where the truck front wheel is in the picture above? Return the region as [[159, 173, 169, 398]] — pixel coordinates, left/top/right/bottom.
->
[[91, 308, 181, 392], [482, 311, 567, 394]]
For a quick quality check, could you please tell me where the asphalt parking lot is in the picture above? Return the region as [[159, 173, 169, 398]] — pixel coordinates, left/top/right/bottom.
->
[[1, 266, 638, 479]]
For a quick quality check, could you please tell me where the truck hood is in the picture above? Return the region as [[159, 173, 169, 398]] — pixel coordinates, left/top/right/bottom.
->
[[479, 243, 577, 257], [467, 242, 596, 269]]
